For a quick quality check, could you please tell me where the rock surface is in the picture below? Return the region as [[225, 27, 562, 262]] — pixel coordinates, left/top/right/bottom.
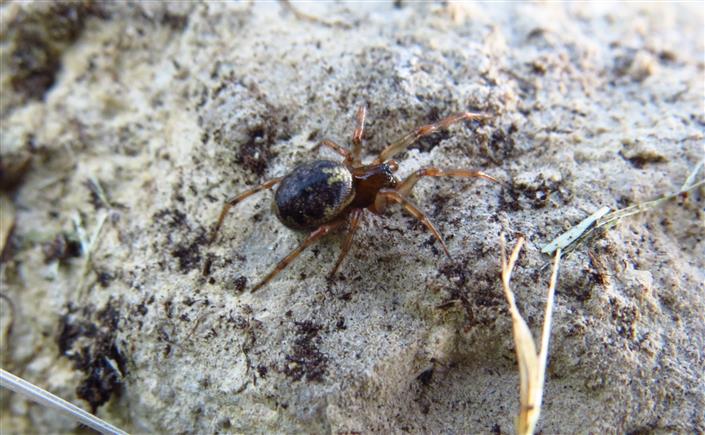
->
[[1, 1, 703, 433]]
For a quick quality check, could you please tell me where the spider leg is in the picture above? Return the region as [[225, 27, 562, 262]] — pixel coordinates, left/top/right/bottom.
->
[[396, 167, 500, 197], [373, 189, 450, 258], [210, 177, 283, 244], [352, 105, 367, 165], [313, 139, 352, 162], [373, 111, 490, 164], [251, 219, 346, 292], [329, 208, 363, 278]]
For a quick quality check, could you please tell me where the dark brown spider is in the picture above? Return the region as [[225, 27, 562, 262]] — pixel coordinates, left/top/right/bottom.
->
[[210, 106, 499, 292]]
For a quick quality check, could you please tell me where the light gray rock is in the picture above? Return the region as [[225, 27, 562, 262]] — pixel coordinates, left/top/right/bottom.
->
[[1, 1, 703, 433]]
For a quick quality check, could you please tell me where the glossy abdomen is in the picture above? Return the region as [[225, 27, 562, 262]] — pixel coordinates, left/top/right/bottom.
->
[[274, 160, 354, 230]]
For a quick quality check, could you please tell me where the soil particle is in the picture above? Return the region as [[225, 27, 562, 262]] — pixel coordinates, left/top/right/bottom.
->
[[283, 321, 328, 382], [57, 301, 126, 413]]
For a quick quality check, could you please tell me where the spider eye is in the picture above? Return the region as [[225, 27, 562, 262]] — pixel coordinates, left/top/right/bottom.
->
[[387, 160, 399, 172]]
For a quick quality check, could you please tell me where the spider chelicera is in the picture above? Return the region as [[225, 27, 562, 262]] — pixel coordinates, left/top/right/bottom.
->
[[210, 106, 499, 292]]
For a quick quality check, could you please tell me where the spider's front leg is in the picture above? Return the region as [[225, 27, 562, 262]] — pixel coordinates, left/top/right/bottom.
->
[[313, 139, 352, 162], [373, 189, 451, 258], [371, 166, 501, 259], [351, 105, 367, 165], [251, 219, 346, 292], [312, 104, 366, 166], [396, 167, 500, 197], [373, 111, 490, 164], [210, 177, 283, 244]]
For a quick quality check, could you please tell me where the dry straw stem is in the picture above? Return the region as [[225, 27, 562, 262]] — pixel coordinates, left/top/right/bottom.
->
[[542, 160, 705, 256], [500, 234, 561, 435], [0, 194, 15, 255], [73, 210, 108, 300], [0, 368, 128, 435]]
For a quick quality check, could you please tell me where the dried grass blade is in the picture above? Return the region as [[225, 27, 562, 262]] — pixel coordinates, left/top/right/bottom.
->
[[0, 368, 128, 435], [500, 235, 561, 435]]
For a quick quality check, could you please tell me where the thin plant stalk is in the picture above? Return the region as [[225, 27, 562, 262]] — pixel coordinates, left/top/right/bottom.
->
[[500, 234, 561, 435], [542, 162, 704, 256], [0, 368, 128, 435]]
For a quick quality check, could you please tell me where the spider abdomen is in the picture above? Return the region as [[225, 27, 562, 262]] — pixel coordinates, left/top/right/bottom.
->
[[274, 160, 354, 230]]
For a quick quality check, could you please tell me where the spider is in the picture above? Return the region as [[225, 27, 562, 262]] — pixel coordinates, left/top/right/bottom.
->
[[210, 106, 500, 292]]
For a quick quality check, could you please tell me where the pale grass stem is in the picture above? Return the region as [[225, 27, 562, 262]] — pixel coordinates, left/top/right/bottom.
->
[[0, 368, 128, 435], [500, 234, 561, 435]]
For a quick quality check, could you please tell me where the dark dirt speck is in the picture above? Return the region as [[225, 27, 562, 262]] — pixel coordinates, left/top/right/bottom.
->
[[171, 232, 207, 272], [234, 276, 248, 292], [620, 150, 667, 168], [488, 124, 517, 160], [416, 367, 434, 386], [57, 301, 126, 413], [283, 321, 328, 382], [153, 208, 209, 272], [43, 233, 82, 263], [237, 126, 275, 176]]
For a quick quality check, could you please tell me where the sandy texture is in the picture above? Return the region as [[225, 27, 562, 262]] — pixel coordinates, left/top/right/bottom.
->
[[1, 1, 703, 433]]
